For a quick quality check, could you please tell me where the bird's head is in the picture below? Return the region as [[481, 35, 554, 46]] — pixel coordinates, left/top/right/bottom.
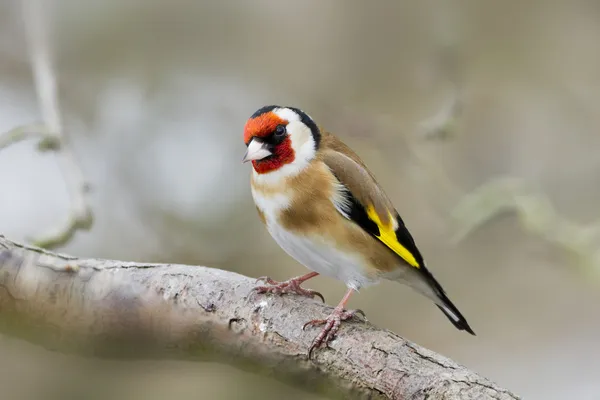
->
[[243, 105, 321, 175]]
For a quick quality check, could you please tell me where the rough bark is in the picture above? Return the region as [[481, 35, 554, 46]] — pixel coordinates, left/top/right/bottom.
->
[[0, 236, 519, 399]]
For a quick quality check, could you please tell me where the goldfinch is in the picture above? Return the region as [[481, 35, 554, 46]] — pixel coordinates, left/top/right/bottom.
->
[[243, 105, 475, 355]]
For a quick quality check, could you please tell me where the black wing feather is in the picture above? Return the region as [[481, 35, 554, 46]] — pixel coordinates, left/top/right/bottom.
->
[[335, 175, 422, 266], [334, 178, 476, 335]]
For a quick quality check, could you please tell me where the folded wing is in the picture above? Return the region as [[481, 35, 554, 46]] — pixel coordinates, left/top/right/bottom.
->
[[319, 141, 424, 270]]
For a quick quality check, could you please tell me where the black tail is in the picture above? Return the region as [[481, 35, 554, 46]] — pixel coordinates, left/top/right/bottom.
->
[[435, 293, 476, 335], [421, 268, 476, 335]]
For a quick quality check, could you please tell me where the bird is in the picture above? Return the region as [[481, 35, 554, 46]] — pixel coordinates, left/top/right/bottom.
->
[[242, 105, 475, 356]]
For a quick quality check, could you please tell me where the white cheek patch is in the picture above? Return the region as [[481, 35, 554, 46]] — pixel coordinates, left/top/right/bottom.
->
[[287, 121, 316, 162], [286, 120, 310, 148]]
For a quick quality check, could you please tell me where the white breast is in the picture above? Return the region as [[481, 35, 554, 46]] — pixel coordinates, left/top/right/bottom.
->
[[251, 183, 377, 290]]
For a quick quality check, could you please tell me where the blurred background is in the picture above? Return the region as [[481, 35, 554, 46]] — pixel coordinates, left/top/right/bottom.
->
[[1, 0, 600, 399]]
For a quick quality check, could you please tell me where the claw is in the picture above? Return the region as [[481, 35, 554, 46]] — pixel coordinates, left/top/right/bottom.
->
[[245, 287, 261, 304], [308, 341, 319, 359], [303, 318, 326, 331], [353, 309, 367, 320], [307, 289, 325, 303], [255, 276, 277, 285], [247, 282, 271, 298]]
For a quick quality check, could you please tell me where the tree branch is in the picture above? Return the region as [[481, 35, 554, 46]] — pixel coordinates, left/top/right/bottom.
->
[[0, 235, 518, 399]]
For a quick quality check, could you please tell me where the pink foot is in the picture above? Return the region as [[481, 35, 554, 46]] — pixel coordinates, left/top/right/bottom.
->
[[303, 307, 366, 358], [253, 276, 325, 302]]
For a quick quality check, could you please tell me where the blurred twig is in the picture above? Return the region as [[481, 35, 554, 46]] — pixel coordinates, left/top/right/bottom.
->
[[0, 123, 51, 150], [369, 41, 465, 205], [417, 42, 464, 140], [1, 0, 94, 248], [411, 37, 600, 274], [415, 74, 600, 273], [0, 235, 519, 400], [451, 177, 600, 273], [415, 38, 600, 271], [417, 84, 462, 140], [375, 39, 600, 275]]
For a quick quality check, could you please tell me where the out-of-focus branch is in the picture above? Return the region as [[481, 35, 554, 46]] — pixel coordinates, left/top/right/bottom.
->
[[409, 38, 600, 276], [0, 123, 50, 150], [417, 84, 462, 140], [416, 0, 465, 141], [451, 177, 600, 274], [1, 0, 93, 248], [417, 42, 464, 140], [0, 235, 519, 400]]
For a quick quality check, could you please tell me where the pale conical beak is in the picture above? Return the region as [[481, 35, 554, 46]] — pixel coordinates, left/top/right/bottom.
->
[[242, 139, 272, 163]]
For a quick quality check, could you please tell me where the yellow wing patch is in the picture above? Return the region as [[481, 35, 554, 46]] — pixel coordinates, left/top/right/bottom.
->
[[366, 205, 420, 268]]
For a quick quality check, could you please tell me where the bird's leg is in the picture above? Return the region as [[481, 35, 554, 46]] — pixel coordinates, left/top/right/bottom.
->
[[253, 271, 324, 302], [303, 288, 365, 358]]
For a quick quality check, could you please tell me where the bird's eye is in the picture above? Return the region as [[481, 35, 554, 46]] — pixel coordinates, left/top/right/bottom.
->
[[274, 124, 286, 137]]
